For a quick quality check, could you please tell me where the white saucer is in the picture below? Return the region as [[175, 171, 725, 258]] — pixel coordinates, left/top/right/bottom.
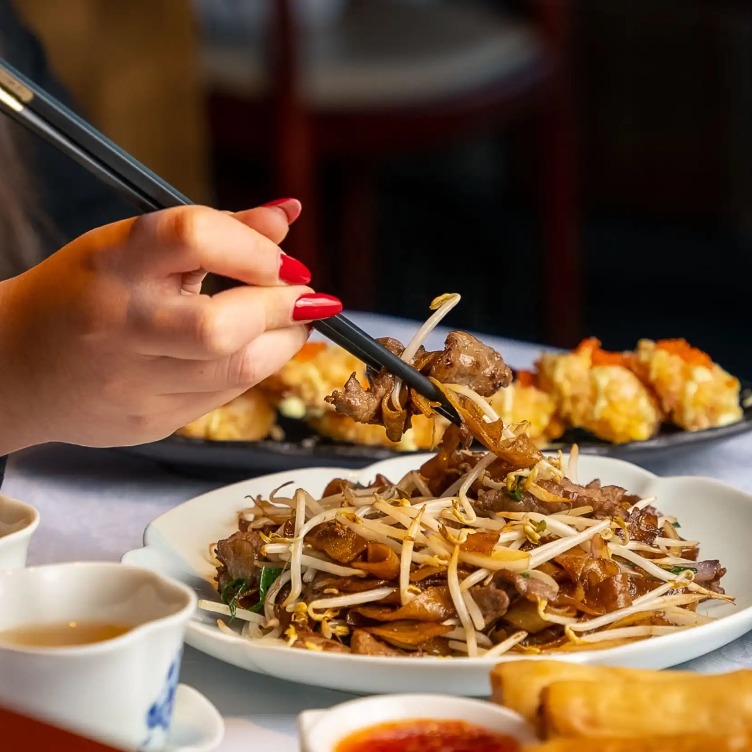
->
[[167, 684, 224, 751]]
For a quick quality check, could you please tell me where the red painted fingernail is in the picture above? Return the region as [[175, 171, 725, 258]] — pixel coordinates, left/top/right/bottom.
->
[[262, 198, 302, 224], [292, 293, 343, 321], [279, 254, 312, 285]]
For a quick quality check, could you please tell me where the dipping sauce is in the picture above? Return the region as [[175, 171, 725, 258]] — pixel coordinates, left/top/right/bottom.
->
[[0, 621, 132, 647], [334, 718, 521, 752]]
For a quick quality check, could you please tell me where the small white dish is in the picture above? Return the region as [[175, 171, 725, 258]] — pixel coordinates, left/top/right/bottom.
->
[[298, 694, 537, 752], [167, 684, 224, 752], [0, 493, 39, 569], [123, 452, 752, 696]]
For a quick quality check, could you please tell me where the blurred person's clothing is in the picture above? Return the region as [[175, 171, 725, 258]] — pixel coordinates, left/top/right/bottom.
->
[[0, 0, 134, 263], [14, 0, 212, 206]]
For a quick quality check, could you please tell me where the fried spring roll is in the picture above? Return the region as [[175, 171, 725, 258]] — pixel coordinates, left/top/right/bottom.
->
[[542, 671, 752, 738], [522, 731, 752, 752], [489, 660, 684, 727]]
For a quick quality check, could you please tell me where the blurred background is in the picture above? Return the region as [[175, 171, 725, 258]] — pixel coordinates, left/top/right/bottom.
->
[[8, 0, 752, 374]]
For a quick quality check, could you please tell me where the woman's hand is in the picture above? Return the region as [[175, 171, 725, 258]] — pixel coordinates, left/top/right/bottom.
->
[[0, 201, 341, 453]]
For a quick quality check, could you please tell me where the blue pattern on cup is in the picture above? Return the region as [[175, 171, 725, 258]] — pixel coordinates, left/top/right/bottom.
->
[[140, 651, 181, 751]]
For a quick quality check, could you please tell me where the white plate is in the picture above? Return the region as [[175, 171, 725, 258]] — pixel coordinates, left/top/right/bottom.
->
[[123, 453, 752, 697], [168, 684, 224, 751]]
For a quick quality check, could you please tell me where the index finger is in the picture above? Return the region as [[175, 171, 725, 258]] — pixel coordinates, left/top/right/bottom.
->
[[128, 205, 292, 286]]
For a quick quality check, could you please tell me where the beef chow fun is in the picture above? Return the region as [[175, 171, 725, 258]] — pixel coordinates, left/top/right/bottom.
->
[[199, 295, 730, 657]]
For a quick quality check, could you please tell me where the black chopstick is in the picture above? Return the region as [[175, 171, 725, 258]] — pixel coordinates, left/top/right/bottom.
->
[[0, 58, 461, 426]]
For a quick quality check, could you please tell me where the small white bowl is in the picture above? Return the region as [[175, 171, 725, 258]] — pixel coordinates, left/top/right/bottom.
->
[[298, 693, 538, 752], [0, 493, 39, 570]]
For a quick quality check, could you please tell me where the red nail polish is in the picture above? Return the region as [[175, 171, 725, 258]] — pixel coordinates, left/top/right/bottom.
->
[[279, 254, 312, 285], [292, 293, 343, 321], [262, 198, 302, 224]]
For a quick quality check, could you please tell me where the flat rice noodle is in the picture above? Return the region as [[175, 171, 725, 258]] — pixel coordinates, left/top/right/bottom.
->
[[363, 619, 454, 648], [560, 556, 634, 614], [435, 381, 542, 467], [317, 576, 390, 594], [461, 530, 500, 555], [292, 631, 350, 653], [381, 392, 410, 442], [584, 571, 634, 613], [352, 586, 456, 623], [503, 599, 553, 633], [409, 565, 447, 582], [552, 591, 603, 617], [305, 521, 368, 564], [352, 542, 401, 580], [417, 424, 471, 494], [350, 629, 405, 656]]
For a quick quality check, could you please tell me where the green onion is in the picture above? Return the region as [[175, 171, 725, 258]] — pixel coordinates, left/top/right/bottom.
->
[[220, 577, 250, 618], [667, 565, 696, 575], [249, 566, 283, 614], [510, 479, 524, 502]]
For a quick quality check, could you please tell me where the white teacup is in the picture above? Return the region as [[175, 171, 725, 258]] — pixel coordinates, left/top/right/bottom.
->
[[0, 561, 197, 751], [0, 493, 39, 570], [298, 693, 538, 752]]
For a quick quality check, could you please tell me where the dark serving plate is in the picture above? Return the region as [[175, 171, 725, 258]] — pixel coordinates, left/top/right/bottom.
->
[[120, 382, 752, 483]]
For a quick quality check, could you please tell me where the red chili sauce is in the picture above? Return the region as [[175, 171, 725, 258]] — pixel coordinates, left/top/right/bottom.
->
[[334, 718, 521, 752]]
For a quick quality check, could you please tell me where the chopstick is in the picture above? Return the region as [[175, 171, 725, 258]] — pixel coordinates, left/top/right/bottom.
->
[[0, 59, 461, 426]]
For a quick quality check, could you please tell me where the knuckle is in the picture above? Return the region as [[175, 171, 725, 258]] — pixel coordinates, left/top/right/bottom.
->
[[159, 206, 212, 248], [194, 307, 235, 357], [226, 348, 260, 388]]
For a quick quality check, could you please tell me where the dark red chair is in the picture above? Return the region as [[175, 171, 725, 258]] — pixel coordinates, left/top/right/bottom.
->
[[196, 0, 580, 346]]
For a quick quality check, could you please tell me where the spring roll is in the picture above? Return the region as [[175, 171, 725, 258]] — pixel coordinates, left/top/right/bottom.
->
[[522, 731, 752, 752], [542, 670, 752, 738], [490, 660, 684, 727]]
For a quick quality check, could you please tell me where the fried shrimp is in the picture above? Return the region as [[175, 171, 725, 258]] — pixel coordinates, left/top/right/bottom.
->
[[177, 387, 278, 441], [630, 338, 743, 431], [536, 339, 663, 444], [487, 371, 566, 447]]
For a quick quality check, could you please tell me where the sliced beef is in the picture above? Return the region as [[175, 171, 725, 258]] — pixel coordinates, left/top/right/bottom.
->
[[475, 486, 568, 516], [470, 584, 510, 627], [215, 530, 264, 591], [627, 506, 660, 544], [419, 331, 512, 396]]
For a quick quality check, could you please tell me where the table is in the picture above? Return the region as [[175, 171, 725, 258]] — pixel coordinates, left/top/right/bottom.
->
[[4, 312, 752, 751]]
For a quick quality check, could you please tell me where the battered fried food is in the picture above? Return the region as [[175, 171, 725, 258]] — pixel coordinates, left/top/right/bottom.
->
[[536, 338, 664, 443], [489, 660, 675, 728], [493, 660, 752, 750], [177, 387, 278, 441], [262, 341, 448, 450], [523, 732, 752, 752], [308, 411, 447, 451], [487, 370, 566, 447], [541, 671, 752, 739], [258, 341, 366, 419], [630, 338, 743, 430]]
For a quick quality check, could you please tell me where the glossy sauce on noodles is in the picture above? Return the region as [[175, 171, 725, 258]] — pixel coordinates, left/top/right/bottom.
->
[[334, 719, 521, 752]]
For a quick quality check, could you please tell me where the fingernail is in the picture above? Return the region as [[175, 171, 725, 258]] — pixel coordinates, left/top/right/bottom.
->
[[262, 198, 302, 224], [279, 253, 312, 285], [292, 293, 343, 321]]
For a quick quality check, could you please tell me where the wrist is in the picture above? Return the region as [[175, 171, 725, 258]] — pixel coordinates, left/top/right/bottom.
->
[[0, 275, 46, 454]]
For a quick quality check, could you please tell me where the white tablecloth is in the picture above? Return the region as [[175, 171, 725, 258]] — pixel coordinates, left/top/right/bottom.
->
[[4, 312, 752, 751]]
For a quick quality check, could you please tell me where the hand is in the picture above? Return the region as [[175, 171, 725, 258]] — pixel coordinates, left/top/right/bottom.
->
[[0, 201, 342, 452]]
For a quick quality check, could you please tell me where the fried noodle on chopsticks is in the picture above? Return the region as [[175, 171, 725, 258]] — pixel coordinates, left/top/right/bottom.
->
[[199, 295, 730, 658]]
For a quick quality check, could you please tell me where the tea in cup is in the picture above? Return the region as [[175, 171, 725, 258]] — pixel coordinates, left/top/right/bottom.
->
[[0, 493, 39, 570], [0, 561, 197, 751]]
